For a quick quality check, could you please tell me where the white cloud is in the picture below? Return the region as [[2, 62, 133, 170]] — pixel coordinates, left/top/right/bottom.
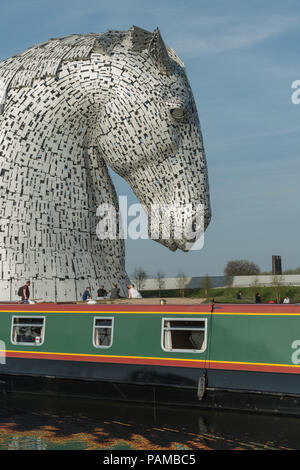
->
[[169, 16, 299, 56]]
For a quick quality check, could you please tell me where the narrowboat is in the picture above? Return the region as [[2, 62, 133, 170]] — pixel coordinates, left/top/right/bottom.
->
[[1, 301, 300, 415]]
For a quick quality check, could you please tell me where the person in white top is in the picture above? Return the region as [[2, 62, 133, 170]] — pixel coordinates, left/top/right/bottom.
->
[[283, 296, 290, 304], [128, 284, 142, 298]]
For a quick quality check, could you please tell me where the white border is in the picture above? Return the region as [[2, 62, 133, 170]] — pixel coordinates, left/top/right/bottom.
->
[[11, 315, 46, 346], [92, 316, 114, 349], [161, 317, 207, 354]]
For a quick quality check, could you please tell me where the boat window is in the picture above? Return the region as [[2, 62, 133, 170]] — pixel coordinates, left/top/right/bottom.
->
[[162, 318, 207, 353], [11, 317, 45, 346], [93, 318, 113, 348]]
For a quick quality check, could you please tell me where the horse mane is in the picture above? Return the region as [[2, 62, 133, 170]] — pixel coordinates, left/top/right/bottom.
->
[[0, 26, 184, 113]]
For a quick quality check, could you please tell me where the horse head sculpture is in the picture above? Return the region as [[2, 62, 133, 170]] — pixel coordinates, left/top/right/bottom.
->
[[0, 26, 211, 301]]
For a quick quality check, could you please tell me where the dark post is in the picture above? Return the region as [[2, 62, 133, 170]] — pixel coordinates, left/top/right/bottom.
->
[[272, 255, 282, 275]]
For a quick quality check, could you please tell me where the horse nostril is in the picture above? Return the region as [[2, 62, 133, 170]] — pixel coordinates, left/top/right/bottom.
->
[[170, 108, 185, 121]]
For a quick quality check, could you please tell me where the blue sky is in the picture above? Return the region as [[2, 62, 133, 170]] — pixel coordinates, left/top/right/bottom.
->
[[1, 0, 300, 277]]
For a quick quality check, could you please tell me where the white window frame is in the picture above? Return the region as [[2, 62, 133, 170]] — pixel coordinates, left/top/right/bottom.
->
[[11, 316, 46, 346], [161, 317, 207, 353], [93, 317, 114, 349]]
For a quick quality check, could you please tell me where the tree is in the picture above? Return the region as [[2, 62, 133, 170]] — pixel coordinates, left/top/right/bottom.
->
[[201, 274, 211, 297], [177, 272, 188, 297], [133, 267, 147, 291], [272, 275, 284, 303], [224, 259, 260, 285], [155, 272, 165, 297]]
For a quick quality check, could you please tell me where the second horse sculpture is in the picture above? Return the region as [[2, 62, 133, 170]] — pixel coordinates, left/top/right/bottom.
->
[[0, 26, 211, 301]]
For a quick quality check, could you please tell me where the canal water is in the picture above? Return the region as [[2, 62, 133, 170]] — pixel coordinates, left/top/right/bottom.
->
[[0, 392, 299, 450]]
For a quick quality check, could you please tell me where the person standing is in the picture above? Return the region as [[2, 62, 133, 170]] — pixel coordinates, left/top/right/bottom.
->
[[22, 281, 31, 304]]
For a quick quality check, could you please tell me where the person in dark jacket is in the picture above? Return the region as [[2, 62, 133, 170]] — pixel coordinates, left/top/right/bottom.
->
[[97, 285, 108, 298], [255, 292, 261, 303], [22, 281, 31, 304]]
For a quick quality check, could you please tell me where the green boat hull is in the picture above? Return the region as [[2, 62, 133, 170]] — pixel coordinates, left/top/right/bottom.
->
[[0, 302, 300, 415]]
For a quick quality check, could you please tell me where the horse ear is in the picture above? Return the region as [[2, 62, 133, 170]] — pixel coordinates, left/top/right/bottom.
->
[[130, 26, 153, 52], [148, 28, 173, 75]]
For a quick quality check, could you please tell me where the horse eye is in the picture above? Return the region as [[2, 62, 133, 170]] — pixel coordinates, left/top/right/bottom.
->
[[170, 108, 185, 121]]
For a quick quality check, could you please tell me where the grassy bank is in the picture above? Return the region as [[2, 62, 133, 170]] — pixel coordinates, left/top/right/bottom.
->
[[141, 286, 300, 304]]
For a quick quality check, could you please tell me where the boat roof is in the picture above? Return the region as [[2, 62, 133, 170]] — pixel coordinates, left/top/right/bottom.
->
[[0, 299, 299, 314]]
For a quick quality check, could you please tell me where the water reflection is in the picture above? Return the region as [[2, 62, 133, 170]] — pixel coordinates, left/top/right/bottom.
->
[[0, 393, 299, 450]]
